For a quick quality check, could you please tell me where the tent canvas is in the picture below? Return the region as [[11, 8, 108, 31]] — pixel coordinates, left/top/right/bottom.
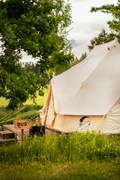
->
[[40, 38, 120, 134]]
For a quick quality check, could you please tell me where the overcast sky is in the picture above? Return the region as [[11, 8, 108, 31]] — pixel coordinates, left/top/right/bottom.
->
[[68, 0, 118, 58]]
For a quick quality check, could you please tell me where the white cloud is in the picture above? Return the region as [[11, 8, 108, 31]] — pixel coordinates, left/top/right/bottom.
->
[[68, 0, 118, 58]]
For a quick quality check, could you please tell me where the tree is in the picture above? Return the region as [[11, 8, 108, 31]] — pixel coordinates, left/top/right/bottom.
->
[[23, 62, 40, 77], [89, 1, 120, 49], [88, 29, 115, 51], [0, 49, 47, 109], [0, 0, 73, 109]]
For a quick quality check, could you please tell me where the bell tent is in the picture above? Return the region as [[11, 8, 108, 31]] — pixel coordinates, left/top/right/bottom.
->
[[40, 38, 120, 134]]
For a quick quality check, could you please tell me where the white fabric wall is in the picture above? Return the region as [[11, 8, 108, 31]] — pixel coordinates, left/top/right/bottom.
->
[[53, 115, 106, 133], [51, 39, 120, 116], [105, 99, 120, 134]]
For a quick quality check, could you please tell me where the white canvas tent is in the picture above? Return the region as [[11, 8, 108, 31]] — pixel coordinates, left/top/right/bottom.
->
[[40, 38, 120, 134]]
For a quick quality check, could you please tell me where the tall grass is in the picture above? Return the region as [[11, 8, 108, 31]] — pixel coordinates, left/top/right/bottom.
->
[[0, 132, 120, 179], [0, 132, 120, 164]]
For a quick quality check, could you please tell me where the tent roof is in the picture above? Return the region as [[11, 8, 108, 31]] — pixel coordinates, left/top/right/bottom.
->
[[51, 38, 120, 115]]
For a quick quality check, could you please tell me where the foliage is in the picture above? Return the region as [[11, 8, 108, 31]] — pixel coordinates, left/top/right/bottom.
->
[[0, 56, 47, 109], [23, 62, 40, 77], [89, 1, 120, 49], [0, 0, 73, 109], [0, 132, 120, 179], [0, 87, 49, 108], [91, 2, 120, 37], [0, 0, 72, 61], [70, 52, 87, 67], [48, 51, 75, 76], [88, 29, 115, 51]]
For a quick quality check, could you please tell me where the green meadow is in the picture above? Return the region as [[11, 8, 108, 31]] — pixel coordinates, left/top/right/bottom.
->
[[0, 88, 49, 125], [0, 88, 49, 108]]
